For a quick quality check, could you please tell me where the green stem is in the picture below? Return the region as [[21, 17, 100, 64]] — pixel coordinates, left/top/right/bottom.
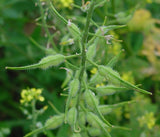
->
[[79, 0, 95, 81], [32, 99, 37, 137], [111, 0, 115, 14], [48, 0, 68, 24], [38, 0, 58, 52]]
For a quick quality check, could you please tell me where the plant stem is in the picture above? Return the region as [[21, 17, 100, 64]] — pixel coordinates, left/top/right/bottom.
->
[[32, 99, 37, 137], [111, 0, 115, 14], [38, 0, 59, 52], [79, 0, 95, 81]]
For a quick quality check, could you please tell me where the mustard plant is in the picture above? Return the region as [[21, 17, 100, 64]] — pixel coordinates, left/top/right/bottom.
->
[[6, 0, 152, 136]]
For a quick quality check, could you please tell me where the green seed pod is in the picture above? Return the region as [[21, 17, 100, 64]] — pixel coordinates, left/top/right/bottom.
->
[[84, 90, 99, 110], [61, 69, 73, 88], [98, 106, 113, 115], [69, 79, 80, 97], [87, 112, 111, 137], [39, 54, 65, 69], [67, 21, 81, 40], [72, 133, 81, 137], [107, 50, 123, 68], [98, 65, 121, 85], [6, 54, 65, 70], [87, 127, 102, 136], [78, 111, 86, 126], [89, 72, 105, 85], [64, 78, 79, 124], [87, 43, 97, 61], [98, 101, 134, 115], [96, 85, 127, 96], [45, 114, 64, 129], [67, 107, 79, 132], [84, 90, 112, 127], [98, 65, 152, 95]]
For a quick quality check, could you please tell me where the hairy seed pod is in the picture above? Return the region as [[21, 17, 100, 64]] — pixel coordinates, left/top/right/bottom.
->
[[61, 69, 73, 88], [87, 127, 102, 136], [84, 90, 99, 110], [87, 43, 97, 60], [87, 112, 111, 137], [67, 107, 79, 132], [39, 54, 65, 69], [45, 114, 64, 129], [89, 72, 104, 85], [67, 22, 81, 40], [78, 111, 86, 126], [99, 101, 133, 115], [98, 65, 151, 95], [64, 78, 79, 124], [96, 85, 127, 96], [98, 106, 113, 115], [107, 50, 122, 68], [84, 90, 112, 127], [6, 54, 65, 70], [69, 79, 80, 97]]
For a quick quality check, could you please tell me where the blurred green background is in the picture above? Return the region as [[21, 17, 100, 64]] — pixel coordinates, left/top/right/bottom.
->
[[0, 0, 160, 136]]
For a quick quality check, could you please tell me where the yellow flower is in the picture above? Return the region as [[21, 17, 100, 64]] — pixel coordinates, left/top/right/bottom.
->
[[54, 0, 74, 9], [122, 71, 135, 84], [146, 0, 152, 3], [96, 83, 104, 88], [38, 96, 45, 102], [90, 67, 97, 74], [138, 112, 156, 129], [128, 9, 154, 32], [20, 88, 45, 104]]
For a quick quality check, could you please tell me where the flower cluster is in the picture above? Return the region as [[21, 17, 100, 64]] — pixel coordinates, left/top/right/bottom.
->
[[138, 112, 156, 129], [54, 0, 74, 9], [20, 88, 45, 105]]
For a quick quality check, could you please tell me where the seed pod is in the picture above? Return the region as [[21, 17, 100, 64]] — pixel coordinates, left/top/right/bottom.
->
[[69, 79, 80, 97], [45, 114, 64, 129], [84, 90, 99, 110], [67, 22, 81, 40], [98, 65, 121, 85], [87, 112, 111, 137], [86, 43, 97, 61], [72, 133, 81, 137], [87, 127, 102, 136], [39, 54, 65, 69], [107, 50, 123, 68], [61, 69, 73, 88], [89, 72, 104, 85], [6, 54, 65, 70], [84, 90, 112, 127], [78, 111, 86, 126], [98, 101, 134, 115], [98, 65, 152, 95], [67, 107, 79, 132], [96, 85, 127, 96], [98, 106, 113, 115]]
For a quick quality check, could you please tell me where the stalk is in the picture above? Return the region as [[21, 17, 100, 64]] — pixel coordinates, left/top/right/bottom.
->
[[32, 99, 38, 137]]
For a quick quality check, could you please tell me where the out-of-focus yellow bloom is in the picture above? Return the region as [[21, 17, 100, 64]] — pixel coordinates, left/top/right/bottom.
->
[[20, 88, 44, 105], [96, 83, 105, 88], [146, 0, 152, 3], [54, 0, 74, 9], [138, 112, 156, 129], [128, 9, 154, 32], [121, 71, 135, 84], [90, 67, 97, 74]]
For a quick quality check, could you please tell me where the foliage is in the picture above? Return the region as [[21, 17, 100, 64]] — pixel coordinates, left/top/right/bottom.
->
[[1, 0, 160, 137]]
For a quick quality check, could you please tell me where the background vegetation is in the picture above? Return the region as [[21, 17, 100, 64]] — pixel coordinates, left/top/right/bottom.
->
[[0, 0, 160, 136]]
